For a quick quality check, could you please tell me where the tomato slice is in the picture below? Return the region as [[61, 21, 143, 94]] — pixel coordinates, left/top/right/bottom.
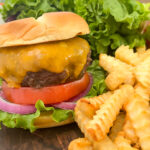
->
[[0, 3, 3, 5], [2, 73, 90, 105]]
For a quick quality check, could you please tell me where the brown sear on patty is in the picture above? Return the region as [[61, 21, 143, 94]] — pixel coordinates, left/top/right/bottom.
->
[[21, 51, 92, 88]]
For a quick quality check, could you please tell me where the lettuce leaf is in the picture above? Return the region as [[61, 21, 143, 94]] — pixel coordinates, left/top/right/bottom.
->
[[75, 0, 150, 58], [87, 60, 107, 97], [1, 0, 150, 59], [1, 0, 74, 20], [0, 100, 73, 132]]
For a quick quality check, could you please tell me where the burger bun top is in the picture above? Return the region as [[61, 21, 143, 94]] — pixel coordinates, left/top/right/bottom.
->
[[0, 12, 90, 48]]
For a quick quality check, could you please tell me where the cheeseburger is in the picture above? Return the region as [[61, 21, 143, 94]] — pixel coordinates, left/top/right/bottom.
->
[[0, 12, 92, 130]]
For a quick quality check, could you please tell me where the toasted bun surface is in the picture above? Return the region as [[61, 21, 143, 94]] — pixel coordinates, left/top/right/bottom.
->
[[0, 12, 89, 48], [34, 112, 74, 128]]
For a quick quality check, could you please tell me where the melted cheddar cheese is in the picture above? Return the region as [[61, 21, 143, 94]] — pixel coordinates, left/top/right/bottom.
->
[[0, 37, 90, 88]]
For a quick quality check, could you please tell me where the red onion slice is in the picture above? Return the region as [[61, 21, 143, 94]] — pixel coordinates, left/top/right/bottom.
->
[[52, 102, 76, 110], [52, 74, 93, 110], [0, 91, 36, 115]]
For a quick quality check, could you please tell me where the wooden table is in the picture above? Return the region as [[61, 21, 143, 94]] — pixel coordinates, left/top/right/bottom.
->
[[0, 123, 82, 150]]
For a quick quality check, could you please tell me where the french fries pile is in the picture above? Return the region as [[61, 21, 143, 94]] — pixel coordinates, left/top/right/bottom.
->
[[68, 45, 150, 150]]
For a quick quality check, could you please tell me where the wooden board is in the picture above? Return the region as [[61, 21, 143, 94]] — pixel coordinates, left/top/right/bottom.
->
[[0, 123, 83, 150]]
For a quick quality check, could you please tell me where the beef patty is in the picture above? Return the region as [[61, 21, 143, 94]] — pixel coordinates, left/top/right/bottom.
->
[[21, 51, 92, 88]]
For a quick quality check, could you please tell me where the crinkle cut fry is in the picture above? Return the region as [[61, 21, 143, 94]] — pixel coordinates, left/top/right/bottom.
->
[[68, 137, 118, 150], [135, 55, 150, 89], [74, 110, 117, 150], [99, 54, 133, 73], [125, 94, 150, 150], [123, 120, 139, 146], [105, 70, 135, 90], [114, 131, 138, 150], [75, 107, 90, 134], [138, 49, 150, 61], [136, 45, 146, 54], [85, 85, 134, 142], [68, 138, 93, 150], [109, 112, 126, 141], [115, 45, 140, 66], [105, 71, 125, 90], [75, 92, 112, 133], [93, 136, 118, 150], [99, 54, 135, 90], [115, 45, 149, 66], [134, 83, 150, 101], [74, 92, 115, 150], [78, 92, 112, 111]]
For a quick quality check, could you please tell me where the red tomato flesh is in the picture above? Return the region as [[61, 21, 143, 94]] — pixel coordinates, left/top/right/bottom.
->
[[2, 73, 90, 105]]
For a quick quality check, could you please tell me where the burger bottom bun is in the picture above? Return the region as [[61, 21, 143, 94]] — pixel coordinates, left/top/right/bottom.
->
[[34, 112, 74, 128]]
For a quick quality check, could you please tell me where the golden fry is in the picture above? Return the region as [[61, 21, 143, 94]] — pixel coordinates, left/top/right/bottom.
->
[[77, 92, 112, 114], [115, 45, 139, 66], [68, 138, 93, 150], [99, 54, 135, 90], [93, 136, 118, 150], [138, 49, 150, 61], [75, 107, 90, 134], [123, 120, 139, 148], [135, 56, 150, 89], [68, 137, 118, 150], [136, 45, 146, 54], [75, 92, 112, 133], [76, 99, 96, 119], [109, 112, 126, 141], [134, 83, 150, 101], [85, 85, 134, 141], [105, 71, 135, 90], [115, 132, 138, 150], [99, 54, 133, 73], [125, 94, 150, 150], [105, 71, 125, 90]]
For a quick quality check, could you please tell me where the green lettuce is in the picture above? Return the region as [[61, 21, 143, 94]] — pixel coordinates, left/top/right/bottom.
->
[[1, 0, 74, 19], [1, 0, 150, 58], [75, 0, 150, 58], [0, 100, 73, 132], [87, 60, 107, 97]]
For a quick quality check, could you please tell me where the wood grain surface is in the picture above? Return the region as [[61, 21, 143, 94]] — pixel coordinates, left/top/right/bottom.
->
[[0, 0, 148, 150], [0, 123, 83, 150]]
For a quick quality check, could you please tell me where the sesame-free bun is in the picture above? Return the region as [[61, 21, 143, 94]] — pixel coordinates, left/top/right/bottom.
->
[[0, 12, 90, 48], [34, 112, 74, 128]]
